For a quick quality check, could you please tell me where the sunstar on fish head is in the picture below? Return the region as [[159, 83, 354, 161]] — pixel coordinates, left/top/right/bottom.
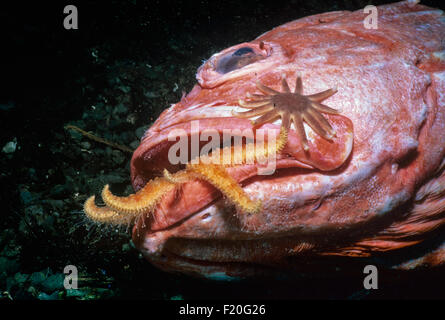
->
[[234, 74, 339, 151]]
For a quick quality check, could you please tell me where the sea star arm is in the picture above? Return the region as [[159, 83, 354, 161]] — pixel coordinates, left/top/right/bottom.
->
[[256, 81, 280, 95], [84, 196, 131, 225], [302, 109, 334, 140], [291, 113, 309, 151], [281, 112, 291, 132], [238, 98, 272, 109], [252, 111, 281, 127], [294, 75, 303, 94], [281, 77, 291, 93], [232, 104, 274, 118], [307, 88, 337, 102], [311, 101, 341, 114]]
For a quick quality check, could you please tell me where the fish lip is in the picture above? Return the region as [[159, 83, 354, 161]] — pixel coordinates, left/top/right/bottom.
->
[[142, 246, 252, 279], [133, 225, 258, 278], [134, 228, 322, 279], [143, 246, 270, 279]]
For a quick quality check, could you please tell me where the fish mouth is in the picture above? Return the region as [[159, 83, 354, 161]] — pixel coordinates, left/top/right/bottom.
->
[[128, 113, 353, 276], [130, 114, 352, 230]]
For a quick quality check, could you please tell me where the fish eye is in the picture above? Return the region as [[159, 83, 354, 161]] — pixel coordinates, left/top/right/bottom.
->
[[215, 46, 265, 74], [232, 47, 254, 56]]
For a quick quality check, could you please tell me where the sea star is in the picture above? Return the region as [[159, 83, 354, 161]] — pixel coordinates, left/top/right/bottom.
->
[[233, 74, 339, 151]]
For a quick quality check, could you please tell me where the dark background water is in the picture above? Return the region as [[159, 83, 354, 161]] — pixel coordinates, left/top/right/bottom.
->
[[2, 0, 445, 300]]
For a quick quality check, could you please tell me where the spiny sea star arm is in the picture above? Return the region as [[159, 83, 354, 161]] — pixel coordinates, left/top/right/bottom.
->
[[101, 178, 176, 216], [84, 196, 131, 225], [187, 163, 262, 214], [196, 128, 288, 167]]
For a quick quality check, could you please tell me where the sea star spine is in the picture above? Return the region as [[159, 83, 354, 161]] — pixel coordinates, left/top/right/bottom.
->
[[101, 179, 176, 216], [187, 163, 262, 213], [84, 196, 131, 225]]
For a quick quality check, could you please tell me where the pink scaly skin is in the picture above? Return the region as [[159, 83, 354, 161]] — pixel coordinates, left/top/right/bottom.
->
[[129, 1, 445, 278]]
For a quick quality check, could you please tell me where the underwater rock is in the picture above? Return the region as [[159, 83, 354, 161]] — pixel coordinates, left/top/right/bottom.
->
[[30, 271, 46, 287], [50, 184, 70, 199], [38, 291, 60, 300], [111, 150, 126, 165], [41, 273, 64, 292], [0, 257, 20, 275], [135, 125, 149, 140], [19, 189, 35, 205], [2, 139, 17, 154]]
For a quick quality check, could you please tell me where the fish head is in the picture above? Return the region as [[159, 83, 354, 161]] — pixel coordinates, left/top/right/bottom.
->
[[102, 2, 445, 278]]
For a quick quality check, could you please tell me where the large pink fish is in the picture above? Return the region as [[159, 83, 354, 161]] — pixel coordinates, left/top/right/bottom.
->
[[86, 1, 445, 279]]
